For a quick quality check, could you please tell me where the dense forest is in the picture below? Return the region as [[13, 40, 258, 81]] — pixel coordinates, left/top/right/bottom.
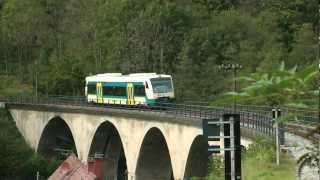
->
[[0, 0, 318, 101]]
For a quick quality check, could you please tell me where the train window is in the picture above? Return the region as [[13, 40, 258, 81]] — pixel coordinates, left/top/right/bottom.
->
[[115, 87, 126, 96], [151, 78, 173, 93], [103, 86, 126, 97], [87, 84, 96, 94], [103, 86, 113, 96], [134, 85, 146, 96]]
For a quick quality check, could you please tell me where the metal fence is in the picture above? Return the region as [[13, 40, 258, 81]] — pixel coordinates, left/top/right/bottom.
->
[[221, 104, 319, 125]]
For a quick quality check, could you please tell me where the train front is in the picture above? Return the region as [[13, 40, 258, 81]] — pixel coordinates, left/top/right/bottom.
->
[[147, 75, 175, 105]]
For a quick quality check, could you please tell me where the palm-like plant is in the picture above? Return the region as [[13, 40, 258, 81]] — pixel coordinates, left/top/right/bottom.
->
[[214, 62, 318, 108]]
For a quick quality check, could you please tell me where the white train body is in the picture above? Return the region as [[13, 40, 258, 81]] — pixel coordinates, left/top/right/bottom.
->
[[85, 73, 174, 106]]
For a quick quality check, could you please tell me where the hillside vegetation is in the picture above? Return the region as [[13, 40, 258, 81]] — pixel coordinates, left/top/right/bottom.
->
[[0, 0, 317, 104]]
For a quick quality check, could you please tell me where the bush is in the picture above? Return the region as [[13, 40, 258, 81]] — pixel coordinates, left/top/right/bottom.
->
[[244, 136, 276, 163], [206, 155, 224, 180]]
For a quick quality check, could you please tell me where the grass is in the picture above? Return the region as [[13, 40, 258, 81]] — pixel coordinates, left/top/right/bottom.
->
[[205, 137, 297, 180], [242, 154, 296, 180], [205, 154, 296, 180]]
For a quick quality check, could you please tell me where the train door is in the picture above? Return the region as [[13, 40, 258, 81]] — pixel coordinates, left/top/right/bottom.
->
[[96, 82, 103, 103], [127, 83, 134, 105]]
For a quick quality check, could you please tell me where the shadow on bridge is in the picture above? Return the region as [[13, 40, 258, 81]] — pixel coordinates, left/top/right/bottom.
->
[[38, 117, 78, 159], [88, 121, 127, 180], [184, 135, 209, 179], [136, 127, 174, 180]]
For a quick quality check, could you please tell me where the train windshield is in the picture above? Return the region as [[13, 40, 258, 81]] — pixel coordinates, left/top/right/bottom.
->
[[151, 78, 173, 93]]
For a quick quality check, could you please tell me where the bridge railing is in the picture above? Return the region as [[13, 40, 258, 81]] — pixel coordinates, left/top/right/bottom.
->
[[219, 104, 319, 125], [0, 95, 297, 136]]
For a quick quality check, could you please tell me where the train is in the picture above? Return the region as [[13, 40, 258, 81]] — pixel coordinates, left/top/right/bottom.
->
[[85, 73, 175, 106]]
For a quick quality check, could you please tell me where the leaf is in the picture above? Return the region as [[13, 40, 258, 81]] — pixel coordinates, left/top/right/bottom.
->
[[224, 91, 239, 96], [285, 103, 309, 109], [273, 78, 296, 90], [261, 73, 268, 80], [303, 70, 318, 86], [224, 91, 249, 97], [235, 76, 256, 82], [289, 65, 297, 74], [297, 64, 317, 79], [242, 84, 263, 92], [236, 92, 250, 97], [242, 79, 272, 92]]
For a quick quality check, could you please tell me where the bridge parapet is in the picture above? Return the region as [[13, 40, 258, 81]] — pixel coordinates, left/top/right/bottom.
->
[[4, 95, 319, 139], [1, 96, 279, 136]]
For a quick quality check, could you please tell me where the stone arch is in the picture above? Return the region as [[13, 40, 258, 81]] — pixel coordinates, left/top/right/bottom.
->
[[88, 121, 128, 180], [135, 127, 174, 180], [37, 116, 78, 159], [183, 135, 209, 179]]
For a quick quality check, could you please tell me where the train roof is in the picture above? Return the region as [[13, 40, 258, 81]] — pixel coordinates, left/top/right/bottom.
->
[[85, 73, 172, 82]]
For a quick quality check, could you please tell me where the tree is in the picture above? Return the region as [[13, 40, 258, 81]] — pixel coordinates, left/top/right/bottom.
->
[[176, 10, 269, 101], [114, 0, 191, 74], [191, 0, 238, 12], [288, 23, 317, 67]]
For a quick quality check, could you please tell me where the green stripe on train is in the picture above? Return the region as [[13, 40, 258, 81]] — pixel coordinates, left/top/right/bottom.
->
[[87, 82, 144, 86]]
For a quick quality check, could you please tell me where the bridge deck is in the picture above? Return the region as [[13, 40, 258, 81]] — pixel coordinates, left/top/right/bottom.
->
[[3, 97, 277, 136], [6, 102, 202, 126]]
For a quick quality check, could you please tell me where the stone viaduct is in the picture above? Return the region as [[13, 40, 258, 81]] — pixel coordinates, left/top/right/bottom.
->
[[7, 103, 211, 180]]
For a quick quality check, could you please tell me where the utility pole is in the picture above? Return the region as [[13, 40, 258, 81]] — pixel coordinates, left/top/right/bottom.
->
[[218, 63, 243, 112], [230, 116, 235, 180]]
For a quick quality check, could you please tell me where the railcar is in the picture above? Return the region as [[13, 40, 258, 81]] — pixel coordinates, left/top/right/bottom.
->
[[85, 73, 174, 106]]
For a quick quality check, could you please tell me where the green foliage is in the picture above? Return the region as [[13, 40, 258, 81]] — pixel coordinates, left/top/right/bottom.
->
[[176, 10, 268, 100], [205, 136, 296, 180], [0, 0, 317, 100], [19, 154, 61, 179], [206, 156, 224, 180], [243, 154, 296, 180], [242, 137, 296, 180], [192, 0, 237, 12], [244, 136, 276, 163], [213, 62, 318, 107], [0, 75, 33, 98]]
